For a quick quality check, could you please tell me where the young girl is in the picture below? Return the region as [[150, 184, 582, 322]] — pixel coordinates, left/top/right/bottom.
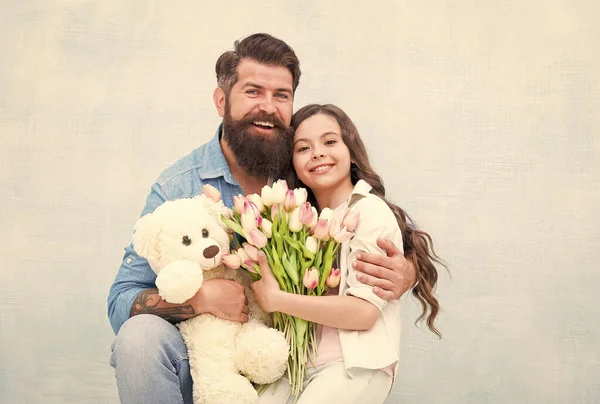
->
[[251, 104, 444, 404]]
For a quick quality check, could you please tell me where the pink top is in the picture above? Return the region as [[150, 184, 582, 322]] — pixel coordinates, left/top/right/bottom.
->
[[307, 287, 395, 377]]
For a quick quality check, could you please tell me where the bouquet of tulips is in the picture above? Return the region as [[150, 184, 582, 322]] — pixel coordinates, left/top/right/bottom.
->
[[211, 180, 359, 399]]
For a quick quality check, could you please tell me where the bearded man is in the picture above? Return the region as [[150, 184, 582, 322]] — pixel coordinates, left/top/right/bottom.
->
[[107, 33, 415, 404]]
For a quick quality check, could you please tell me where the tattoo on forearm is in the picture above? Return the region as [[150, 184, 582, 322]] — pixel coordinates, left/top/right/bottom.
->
[[131, 288, 195, 323]]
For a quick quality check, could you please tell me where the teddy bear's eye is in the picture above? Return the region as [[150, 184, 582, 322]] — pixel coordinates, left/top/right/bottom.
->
[[202, 229, 209, 238], [182, 236, 192, 246]]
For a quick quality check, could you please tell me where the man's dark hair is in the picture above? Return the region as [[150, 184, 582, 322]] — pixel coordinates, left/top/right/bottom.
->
[[215, 33, 301, 96]]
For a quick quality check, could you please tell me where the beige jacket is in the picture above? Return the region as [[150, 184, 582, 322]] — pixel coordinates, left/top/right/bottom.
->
[[337, 180, 403, 378]]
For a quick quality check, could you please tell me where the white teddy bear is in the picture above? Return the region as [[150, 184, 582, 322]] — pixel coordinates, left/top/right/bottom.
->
[[132, 191, 289, 404]]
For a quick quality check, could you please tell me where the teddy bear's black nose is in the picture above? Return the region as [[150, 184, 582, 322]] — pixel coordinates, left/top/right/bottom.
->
[[203, 245, 220, 259]]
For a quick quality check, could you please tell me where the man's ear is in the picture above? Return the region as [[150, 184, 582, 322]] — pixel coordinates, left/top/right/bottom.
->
[[213, 87, 226, 117]]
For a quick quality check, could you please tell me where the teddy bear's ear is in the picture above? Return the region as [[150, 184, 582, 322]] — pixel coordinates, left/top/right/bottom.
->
[[196, 194, 232, 229], [132, 212, 162, 266]]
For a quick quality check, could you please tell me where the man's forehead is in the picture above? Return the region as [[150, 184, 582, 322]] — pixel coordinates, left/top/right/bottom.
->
[[236, 59, 293, 90]]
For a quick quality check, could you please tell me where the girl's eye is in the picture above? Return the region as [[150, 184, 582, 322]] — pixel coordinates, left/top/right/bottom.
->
[[325, 139, 337, 145], [296, 146, 309, 153]]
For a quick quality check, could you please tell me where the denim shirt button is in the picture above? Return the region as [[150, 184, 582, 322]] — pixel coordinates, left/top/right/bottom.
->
[[126, 257, 133, 264]]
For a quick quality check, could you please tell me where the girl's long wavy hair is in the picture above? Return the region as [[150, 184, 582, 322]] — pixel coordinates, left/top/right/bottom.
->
[[288, 104, 447, 337]]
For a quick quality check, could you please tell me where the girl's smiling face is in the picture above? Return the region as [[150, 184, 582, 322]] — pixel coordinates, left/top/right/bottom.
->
[[292, 113, 353, 198]]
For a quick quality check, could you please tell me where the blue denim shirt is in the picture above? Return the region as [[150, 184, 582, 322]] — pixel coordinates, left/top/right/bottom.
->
[[107, 125, 244, 334]]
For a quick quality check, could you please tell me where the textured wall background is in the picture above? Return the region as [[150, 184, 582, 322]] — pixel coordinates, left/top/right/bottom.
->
[[1, 1, 599, 403]]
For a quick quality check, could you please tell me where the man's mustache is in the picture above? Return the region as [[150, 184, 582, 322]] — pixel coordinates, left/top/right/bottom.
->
[[240, 112, 287, 130]]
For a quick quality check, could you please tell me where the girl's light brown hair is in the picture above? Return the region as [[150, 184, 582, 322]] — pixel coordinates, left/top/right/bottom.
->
[[289, 104, 447, 337]]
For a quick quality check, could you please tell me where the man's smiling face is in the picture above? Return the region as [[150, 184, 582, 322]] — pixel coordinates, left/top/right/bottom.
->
[[219, 59, 295, 178]]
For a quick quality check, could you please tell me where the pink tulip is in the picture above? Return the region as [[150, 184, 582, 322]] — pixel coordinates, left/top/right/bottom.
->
[[272, 180, 288, 204], [243, 242, 259, 262], [248, 228, 268, 249], [202, 184, 222, 202], [233, 195, 246, 215], [247, 193, 265, 213], [261, 185, 274, 207], [271, 203, 280, 221], [284, 189, 296, 211], [221, 253, 241, 269], [303, 267, 319, 289], [313, 219, 330, 240], [305, 236, 318, 254], [244, 201, 261, 217], [333, 227, 353, 243], [236, 248, 250, 263], [308, 207, 318, 228], [342, 211, 360, 232], [289, 207, 302, 232], [326, 268, 341, 288], [299, 202, 314, 226], [242, 259, 258, 273], [241, 211, 257, 233], [261, 218, 273, 238], [329, 217, 341, 239], [293, 188, 308, 206]]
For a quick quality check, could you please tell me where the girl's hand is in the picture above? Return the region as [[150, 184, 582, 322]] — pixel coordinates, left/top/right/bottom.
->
[[249, 252, 283, 313]]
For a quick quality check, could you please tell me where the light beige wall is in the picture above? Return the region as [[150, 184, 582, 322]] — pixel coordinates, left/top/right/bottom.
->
[[1, 1, 598, 403]]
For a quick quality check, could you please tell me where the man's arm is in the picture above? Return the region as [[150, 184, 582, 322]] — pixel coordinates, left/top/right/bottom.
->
[[130, 281, 249, 324], [354, 238, 417, 300]]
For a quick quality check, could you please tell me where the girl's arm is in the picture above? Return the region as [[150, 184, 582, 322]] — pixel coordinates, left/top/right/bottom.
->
[[251, 252, 380, 331]]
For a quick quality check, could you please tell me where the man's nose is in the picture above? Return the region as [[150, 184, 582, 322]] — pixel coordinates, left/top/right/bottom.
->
[[259, 95, 277, 114]]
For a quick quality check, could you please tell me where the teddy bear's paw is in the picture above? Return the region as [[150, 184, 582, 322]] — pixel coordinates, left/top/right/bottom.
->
[[198, 373, 257, 404], [156, 260, 203, 304], [236, 326, 290, 384]]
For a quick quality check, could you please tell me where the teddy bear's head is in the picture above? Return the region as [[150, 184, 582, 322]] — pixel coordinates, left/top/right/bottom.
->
[[132, 195, 231, 274]]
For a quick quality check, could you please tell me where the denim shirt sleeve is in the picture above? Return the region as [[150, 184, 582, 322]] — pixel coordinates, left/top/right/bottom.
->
[[107, 183, 168, 334]]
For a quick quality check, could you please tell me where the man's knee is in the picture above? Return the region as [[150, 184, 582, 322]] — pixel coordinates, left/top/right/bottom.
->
[[111, 314, 188, 367]]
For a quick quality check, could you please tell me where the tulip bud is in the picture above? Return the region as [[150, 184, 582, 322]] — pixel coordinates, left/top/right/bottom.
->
[[221, 253, 241, 269], [303, 267, 319, 289], [202, 184, 222, 202], [342, 211, 360, 232], [271, 203, 280, 222], [261, 218, 273, 238], [308, 207, 318, 228], [243, 242, 259, 262], [313, 219, 330, 240], [242, 259, 258, 273], [272, 180, 287, 204], [333, 227, 353, 243], [293, 188, 308, 206], [326, 267, 341, 288], [284, 189, 296, 211], [289, 207, 303, 232], [305, 236, 318, 254], [233, 195, 246, 215], [261, 185, 274, 207], [319, 207, 334, 222], [247, 194, 265, 213], [241, 211, 257, 233], [329, 217, 342, 239], [248, 228, 268, 249], [299, 202, 313, 226], [236, 248, 250, 263]]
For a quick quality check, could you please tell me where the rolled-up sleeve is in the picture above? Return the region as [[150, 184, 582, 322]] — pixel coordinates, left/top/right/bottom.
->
[[107, 183, 168, 334], [343, 197, 404, 312]]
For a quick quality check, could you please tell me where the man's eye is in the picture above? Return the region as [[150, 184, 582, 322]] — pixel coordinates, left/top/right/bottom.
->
[[275, 93, 289, 99], [246, 89, 258, 95]]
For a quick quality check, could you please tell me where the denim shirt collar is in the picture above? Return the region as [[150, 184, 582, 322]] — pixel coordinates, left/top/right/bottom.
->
[[199, 124, 239, 186]]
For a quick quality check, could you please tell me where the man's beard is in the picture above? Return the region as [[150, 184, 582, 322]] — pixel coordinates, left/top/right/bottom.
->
[[222, 103, 294, 179]]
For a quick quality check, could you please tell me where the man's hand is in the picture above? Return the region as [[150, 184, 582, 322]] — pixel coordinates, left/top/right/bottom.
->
[[250, 252, 283, 313], [194, 278, 249, 322], [354, 238, 417, 300]]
